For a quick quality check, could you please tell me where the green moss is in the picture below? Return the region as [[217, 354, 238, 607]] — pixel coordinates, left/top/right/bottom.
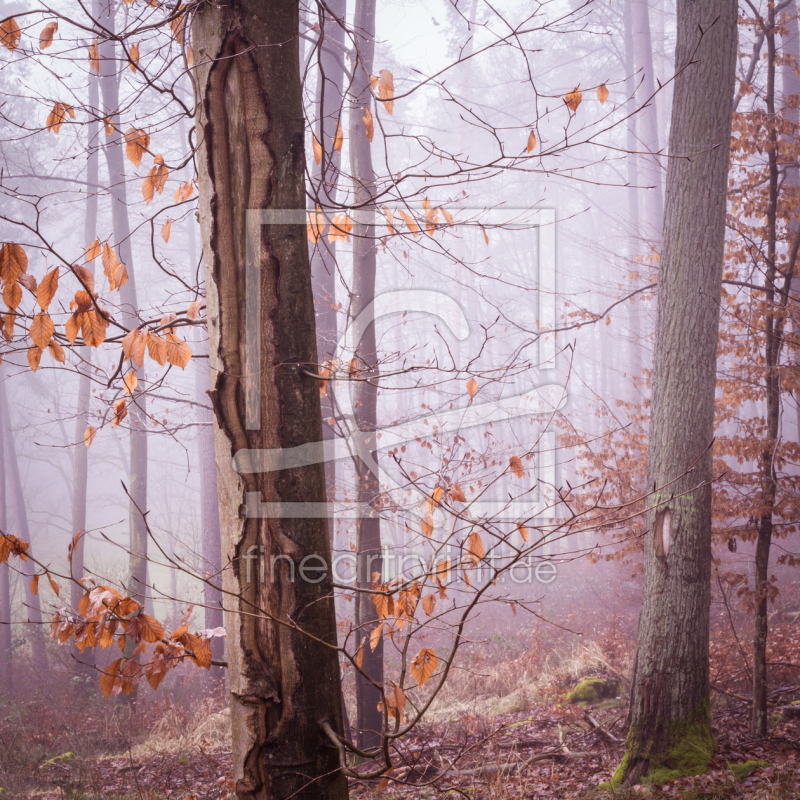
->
[[565, 676, 619, 705], [729, 760, 768, 780], [605, 699, 715, 788]]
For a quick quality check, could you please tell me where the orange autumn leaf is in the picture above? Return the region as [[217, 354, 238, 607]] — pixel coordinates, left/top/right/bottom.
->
[[363, 106, 374, 143], [1, 18, 21, 52], [88, 39, 99, 74]]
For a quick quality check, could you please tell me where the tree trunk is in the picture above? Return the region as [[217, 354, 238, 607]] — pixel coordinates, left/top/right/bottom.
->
[[71, 67, 100, 678], [97, 0, 149, 614], [752, 1, 783, 738], [614, 0, 737, 787], [624, 0, 643, 383], [0, 381, 48, 671], [348, 0, 384, 750], [309, 0, 347, 550], [631, 0, 664, 243], [0, 369, 11, 691], [194, 333, 225, 668], [193, 2, 349, 797]]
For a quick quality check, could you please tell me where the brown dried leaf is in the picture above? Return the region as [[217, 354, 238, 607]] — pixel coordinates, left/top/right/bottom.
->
[[129, 42, 139, 72], [312, 134, 322, 166], [48, 340, 65, 363], [27, 346, 43, 372], [88, 40, 99, 74], [100, 657, 122, 698], [18, 273, 36, 292], [123, 370, 138, 396], [370, 623, 384, 652], [124, 127, 149, 168], [81, 309, 107, 347], [39, 21, 57, 50], [46, 102, 66, 134], [466, 531, 484, 565], [466, 377, 478, 402], [73, 264, 95, 292], [409, 648, 437, 687], [186, 298, 202, 320], [527, 130, 536, 153], [160, 218, 172, 243], [166, 332, 192, 369], [355, 637, 365, 669], [3, 281, 21, 310], [30, 313, 54, 348], [37, 267, 59, 311], [1, 18, 22, 52], [146, 331, 167, 366], [84, 425, 97, 449], [65, 312, 81, 344], [565, 85, 582, 112], [307, 207, 325, 245], [597, 83, 609, 104], [509, 455, 525, 478], [377, 69, 394, 114], [363, 106, 374, 143], [111, 398, 127, 427]]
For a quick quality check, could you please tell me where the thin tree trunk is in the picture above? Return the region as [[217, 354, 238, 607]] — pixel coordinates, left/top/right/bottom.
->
[[348, 0, 384, 750], [616, 0, 737, 786], [193, 2, 349, 797], [624, 0, 643, 382], [0, 381, 48, 671], [752, 1, 781, 738], [0, 370, 11, 691], [631, 0, 664, 243], [71, 67, 100, 678], [785, 4, 800, 442], [194, 333, 225, 667], [309, 0, 347, 550], [97, 0, 148, 612]]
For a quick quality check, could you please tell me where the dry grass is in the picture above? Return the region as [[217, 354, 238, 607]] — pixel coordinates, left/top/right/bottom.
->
[[132, 697, 232, 757], [414, 638, 630, 722]]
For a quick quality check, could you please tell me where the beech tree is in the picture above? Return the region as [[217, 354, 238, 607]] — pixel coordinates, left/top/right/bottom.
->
[[612, 0, 737, 786], [192, 2, 349, 797]]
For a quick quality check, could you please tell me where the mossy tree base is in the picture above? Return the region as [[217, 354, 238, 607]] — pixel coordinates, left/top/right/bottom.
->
[[605, 706, 715, 788]]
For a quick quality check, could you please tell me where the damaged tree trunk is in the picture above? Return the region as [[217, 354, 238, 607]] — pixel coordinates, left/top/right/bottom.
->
[[193, 2, 349, 798], [614, 0, 737, 787]]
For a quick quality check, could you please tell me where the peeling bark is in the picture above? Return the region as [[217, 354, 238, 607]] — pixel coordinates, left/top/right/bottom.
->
[[193, 2, 348, 797]]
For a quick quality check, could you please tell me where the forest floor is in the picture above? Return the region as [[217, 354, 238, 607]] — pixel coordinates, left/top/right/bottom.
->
[[22, 688, 800, 799], [5, 614, 798, 798]]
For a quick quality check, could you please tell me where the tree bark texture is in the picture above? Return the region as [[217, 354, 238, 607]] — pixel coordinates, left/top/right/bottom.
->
[[193, 2, 349, 798], [616, 0, 737, 786]]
